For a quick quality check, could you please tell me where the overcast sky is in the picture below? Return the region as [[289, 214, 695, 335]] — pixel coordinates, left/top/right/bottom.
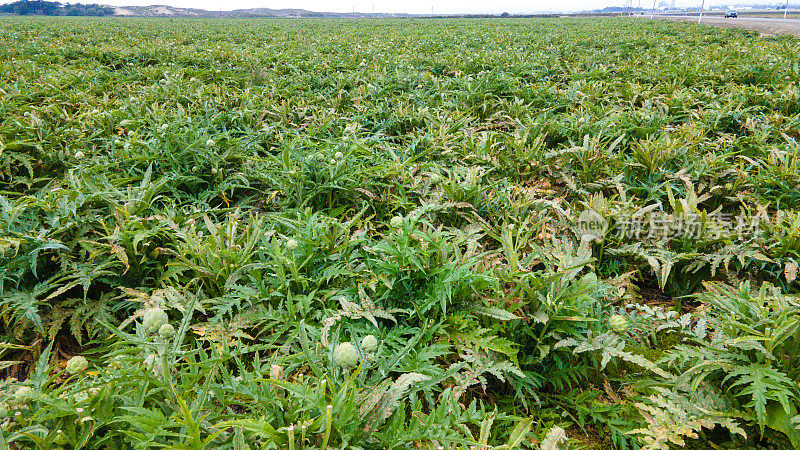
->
[[1, 0, 746, 14]]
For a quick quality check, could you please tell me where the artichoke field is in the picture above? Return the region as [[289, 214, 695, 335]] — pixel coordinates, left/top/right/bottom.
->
[[1, 16, 800, 449]]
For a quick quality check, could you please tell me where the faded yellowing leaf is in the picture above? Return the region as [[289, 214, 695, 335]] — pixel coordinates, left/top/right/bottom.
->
[[112, 244, 129, 274], [786, 262, 798, 284]]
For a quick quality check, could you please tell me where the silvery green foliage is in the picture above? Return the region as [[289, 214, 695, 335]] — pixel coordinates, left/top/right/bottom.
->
[[627, 387, 746, 450], [555, 331, 673, 380], [2, 16, 800, 449]]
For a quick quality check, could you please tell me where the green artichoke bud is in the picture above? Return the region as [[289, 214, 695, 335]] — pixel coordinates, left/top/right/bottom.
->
[[361, 335, 378, 353], [333, 342, 359, 368], [390, 216, 404, 228], [609, 314, 629, 333], [286, 238, 299, 251], [142, 308, 168, 334], [158, 323, 176, 339], [14, 386, 34, 404], [66, 356, 88, 375]]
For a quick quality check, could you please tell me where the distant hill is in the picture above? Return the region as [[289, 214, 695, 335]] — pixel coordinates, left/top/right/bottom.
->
[[111, 4, 410, 17], [0, 2, 555, 18]]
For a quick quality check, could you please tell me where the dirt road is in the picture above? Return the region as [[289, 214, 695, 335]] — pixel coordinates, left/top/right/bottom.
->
[[646, 15, 800, 37]]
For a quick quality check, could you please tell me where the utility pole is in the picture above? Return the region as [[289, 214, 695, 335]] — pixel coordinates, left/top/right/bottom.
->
[[785, 0, 790, 19], [650, 0, 657, 19], [698, 0, 705, 23]]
